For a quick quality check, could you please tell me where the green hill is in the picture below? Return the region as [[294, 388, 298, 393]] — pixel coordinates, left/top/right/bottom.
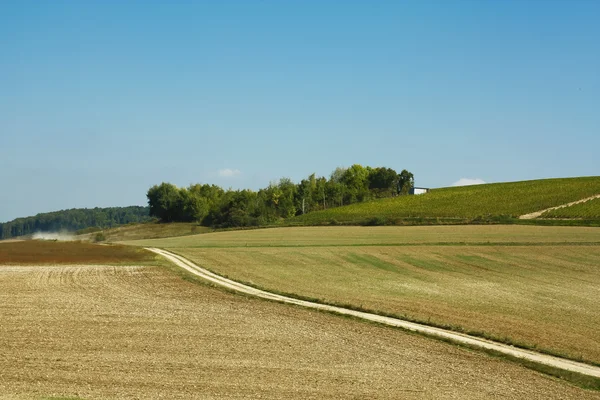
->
[[289, 176, 600, 226], [542, 196, 600, 219], [77, 221, 210, 242]]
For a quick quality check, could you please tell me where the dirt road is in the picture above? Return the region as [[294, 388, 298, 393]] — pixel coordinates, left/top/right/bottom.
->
[[148, 247, 600, 379], [519, 194, 600, 219], [4, 263, 596, 399]]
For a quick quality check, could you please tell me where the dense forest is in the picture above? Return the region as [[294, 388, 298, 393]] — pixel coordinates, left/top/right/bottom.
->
[[0, 206, 152, 239], [147, 165, 414, 228]]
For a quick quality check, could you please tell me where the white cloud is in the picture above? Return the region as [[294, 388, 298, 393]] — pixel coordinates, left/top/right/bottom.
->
[[218, 168, 241, 178], [452, 178, 486, 187]]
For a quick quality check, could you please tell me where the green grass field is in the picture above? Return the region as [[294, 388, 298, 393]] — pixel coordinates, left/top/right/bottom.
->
[[288, 176, 600, 225], [121, 225, 600, 247], [130, 225, 600, 365], [543, 197, 600, 219]]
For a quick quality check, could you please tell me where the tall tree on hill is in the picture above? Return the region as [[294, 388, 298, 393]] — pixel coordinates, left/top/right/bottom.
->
[[210, 189, 259, 227], [340, 164, 371, 203], [180, 189, 208, 222], [397, 169, 415, 195], [296, 173, 318, 214], [368, 167, 399, 197], [315, 176, 328, 210], [277, 178, 298, 218], [147, 183, 183, 222]]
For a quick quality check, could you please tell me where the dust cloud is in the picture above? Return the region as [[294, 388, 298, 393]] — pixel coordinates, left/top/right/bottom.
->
[[32, 231, 75, 241]]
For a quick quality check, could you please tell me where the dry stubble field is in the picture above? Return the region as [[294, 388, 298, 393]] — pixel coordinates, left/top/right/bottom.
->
[[1, 256, 598, 399], [126, 226, 600, 364]]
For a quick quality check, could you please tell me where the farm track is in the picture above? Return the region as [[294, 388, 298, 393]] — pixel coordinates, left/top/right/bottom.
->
[[148, 248, 600, 379], [3, 262, 599, 398], [520, 194, 600, 219]]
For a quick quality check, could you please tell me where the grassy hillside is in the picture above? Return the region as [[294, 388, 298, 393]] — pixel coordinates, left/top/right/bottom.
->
[[77, 222, 211, 242], [289, 176, 600, 225], [542, 197, 600, 219]]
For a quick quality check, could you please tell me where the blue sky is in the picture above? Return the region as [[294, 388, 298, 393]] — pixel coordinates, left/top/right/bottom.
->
[[1, 1, 599, 222]]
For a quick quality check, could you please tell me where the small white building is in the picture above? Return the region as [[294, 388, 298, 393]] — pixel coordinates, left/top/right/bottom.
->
[[410, 187, 430, 195]]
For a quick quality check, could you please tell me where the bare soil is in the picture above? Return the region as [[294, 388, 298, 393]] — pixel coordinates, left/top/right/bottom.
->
[[0, 240, 157, 265], [0, 264, 597, 399]]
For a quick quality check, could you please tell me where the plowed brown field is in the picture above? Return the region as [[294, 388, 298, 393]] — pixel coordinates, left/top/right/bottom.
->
[[0, 264, 597, 399], [0, 240, 159, 265]]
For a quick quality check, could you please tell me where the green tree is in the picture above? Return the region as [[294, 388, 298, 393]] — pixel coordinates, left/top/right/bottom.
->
[[368, 167, 399, 197], [180, 189, 209, 222], [138, 164, 414, 229], [397, 169, 415, 195], [340, 164, 370, 204], [147, 183, 183, 222], [296, 173, 318, 214], [277, 178, 297, 218], [326, 180, 345, 207]]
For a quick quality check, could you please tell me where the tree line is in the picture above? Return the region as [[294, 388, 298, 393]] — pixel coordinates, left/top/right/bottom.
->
[[0, 206, 152, 239], [147, 165, 414, 228]]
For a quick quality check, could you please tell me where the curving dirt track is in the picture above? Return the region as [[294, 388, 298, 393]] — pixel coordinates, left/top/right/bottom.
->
[[148, 248, 600, 379], [1, 263, 599, 399], [519, 193, 600, 219]]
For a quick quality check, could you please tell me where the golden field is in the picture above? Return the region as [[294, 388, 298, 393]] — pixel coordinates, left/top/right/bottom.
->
[[123, 225, 600, 363], [0, 263, 596, 399], [122, 225, 600, 247]]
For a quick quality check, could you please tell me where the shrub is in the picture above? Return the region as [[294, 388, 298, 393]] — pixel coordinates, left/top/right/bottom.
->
[[364, 216, 387, 226]]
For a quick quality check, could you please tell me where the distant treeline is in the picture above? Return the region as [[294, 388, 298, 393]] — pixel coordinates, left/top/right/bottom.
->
[[0, 206, 152, 239], [147, 165, 414, 228]]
